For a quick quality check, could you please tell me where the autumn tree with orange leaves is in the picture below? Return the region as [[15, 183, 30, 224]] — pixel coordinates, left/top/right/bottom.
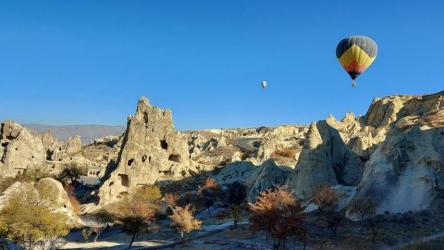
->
[[249, 187, 305, 250], [312, 184, 342, 242], [169, 205, 202, 243], [198, 177, 219, 216]]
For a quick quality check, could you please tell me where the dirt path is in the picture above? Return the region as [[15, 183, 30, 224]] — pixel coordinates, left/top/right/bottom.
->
[[61, 220, 250, 249]]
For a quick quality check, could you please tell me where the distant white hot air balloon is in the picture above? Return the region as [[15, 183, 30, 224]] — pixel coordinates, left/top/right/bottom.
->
[[261, 80, 267, 89]]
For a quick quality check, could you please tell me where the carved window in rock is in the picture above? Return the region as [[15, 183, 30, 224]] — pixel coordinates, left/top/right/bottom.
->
[[45, 149, 53, 160], [128, 159, 135, 166], [118, 174, 129, 187], [143, 113, 149, 124], [160, 140, 168, 150], [141, 155, 152, 163], [168, 154, 181, 162]]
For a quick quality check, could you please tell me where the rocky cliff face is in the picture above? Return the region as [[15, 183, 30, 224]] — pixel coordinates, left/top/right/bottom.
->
[[2, 90, 444, 217], [348, 91, 444, 215], [0, 121, 120, 180], [98, 97, 193, 206], [0, 121, 47, 176]]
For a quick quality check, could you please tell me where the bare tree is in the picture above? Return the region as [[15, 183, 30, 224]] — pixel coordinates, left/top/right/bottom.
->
[[118, 185, 161, 249], [348, 197, 378, 243]]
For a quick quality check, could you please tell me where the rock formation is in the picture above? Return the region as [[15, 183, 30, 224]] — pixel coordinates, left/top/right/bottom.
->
[[245, 159, 292, 201], [286, 120, 364, 200], [256, 125, 307, 166], [0, 121, 46, 176], [348, 91, 444, 214], [98, 97, 193, 206]]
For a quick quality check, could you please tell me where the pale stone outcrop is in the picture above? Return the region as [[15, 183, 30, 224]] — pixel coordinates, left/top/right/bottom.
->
[[349, 113, 444, 214], [245, 159, 292, 201], [98, 97, 193, 206], [255, 125, 307, 167], [286, 120, 363, 200], [0, 121, 46, 176]]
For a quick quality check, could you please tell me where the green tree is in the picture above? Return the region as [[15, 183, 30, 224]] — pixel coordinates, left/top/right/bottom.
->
[[227, 181, 247, 228], [57, 165, 85, 186], [0, 187, 70, 250], [81, 228, 92, 242], [118, 185, 161, 249], [91, 210, 114, 242]]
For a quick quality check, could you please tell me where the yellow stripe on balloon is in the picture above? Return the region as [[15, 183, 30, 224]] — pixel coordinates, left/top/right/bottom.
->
[[338, 44, 375, 70]]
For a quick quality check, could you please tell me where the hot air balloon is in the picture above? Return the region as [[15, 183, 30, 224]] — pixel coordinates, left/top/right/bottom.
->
[[336, 35, 378, 87], [261, 80, 267, 89]]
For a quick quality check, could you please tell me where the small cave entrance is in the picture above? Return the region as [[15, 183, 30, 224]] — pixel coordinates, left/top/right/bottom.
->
[[143, 113, 149, 125], [142, 155, 151, 163], [118, 174, 129, 187], [168, 154, 181, 162], [128, 158, 135, 167], [46, 149, 53, 160], [160, 140, 168, 150]]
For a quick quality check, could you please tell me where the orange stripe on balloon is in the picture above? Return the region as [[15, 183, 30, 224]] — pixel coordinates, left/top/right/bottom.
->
[[344, 61, 367, 73]]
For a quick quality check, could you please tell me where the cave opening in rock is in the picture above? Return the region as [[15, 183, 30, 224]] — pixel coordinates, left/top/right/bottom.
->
[[168, 154, 181, 162], [160, 140, 168, 150], [142, 155, 147, 162], [128, 159, 135, 166], [118, 174, 129, 187], [143, 113, 149, 124]]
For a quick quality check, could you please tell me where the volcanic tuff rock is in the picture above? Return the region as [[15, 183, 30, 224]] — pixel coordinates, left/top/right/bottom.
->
[[348, 91, 444, 215], [98, 97, 193, 206], [286, 120, 364, 200], [0, 121, 46, 176], [256, 125, 307, 166], [245, 159, 292, 201], [0, 121, 120, 179]]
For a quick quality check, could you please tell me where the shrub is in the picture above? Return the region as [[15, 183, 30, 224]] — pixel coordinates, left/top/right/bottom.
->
[[271, 147, 297, 159]]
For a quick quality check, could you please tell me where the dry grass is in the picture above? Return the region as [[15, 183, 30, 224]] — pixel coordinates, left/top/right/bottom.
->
[[271, 147, 297, 159], [65, 185, 81, 215]]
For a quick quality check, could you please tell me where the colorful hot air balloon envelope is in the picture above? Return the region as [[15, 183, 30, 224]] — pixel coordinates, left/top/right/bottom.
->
[[261, 80, 267, 89], [336, 35, 378, 87]]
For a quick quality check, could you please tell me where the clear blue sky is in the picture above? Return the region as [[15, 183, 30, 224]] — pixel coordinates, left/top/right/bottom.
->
[[1, 1, 443, 130]]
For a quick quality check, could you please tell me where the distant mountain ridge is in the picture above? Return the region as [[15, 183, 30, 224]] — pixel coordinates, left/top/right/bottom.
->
[[24, 124, 125, 144]]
